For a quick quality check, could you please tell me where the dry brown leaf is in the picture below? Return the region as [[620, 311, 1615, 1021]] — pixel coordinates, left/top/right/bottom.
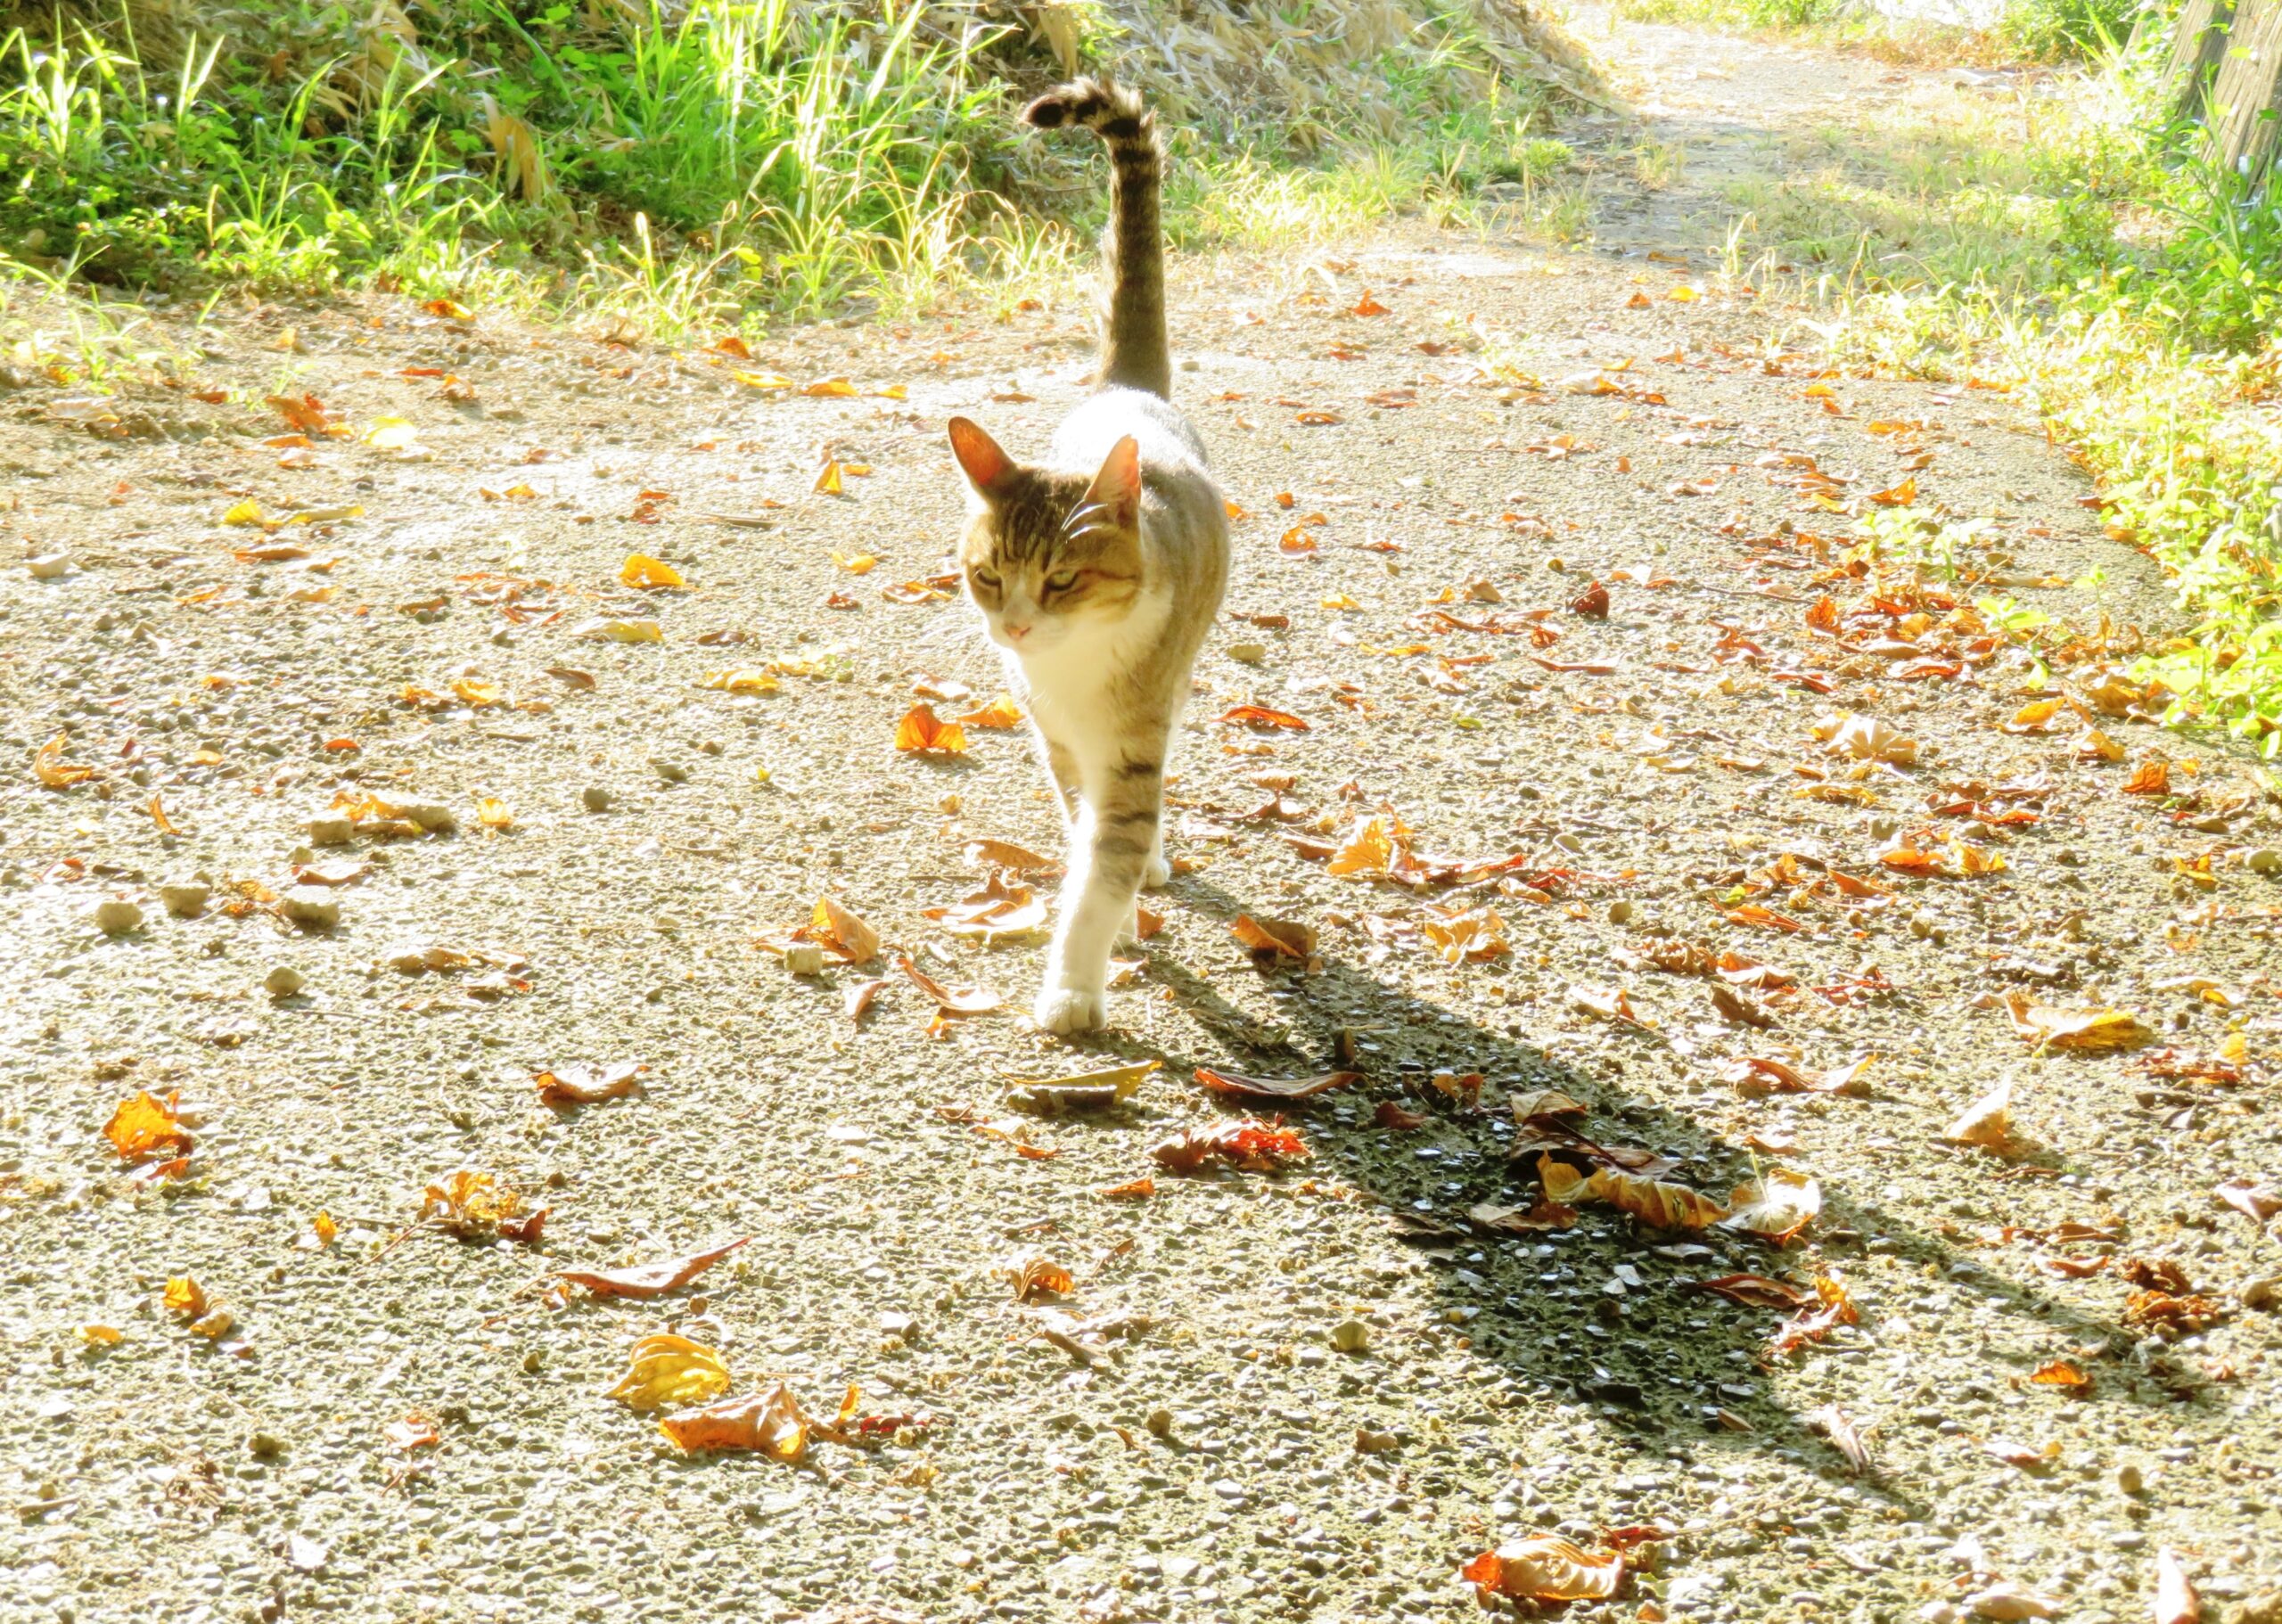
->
[[1231, 915, 1317, 960], [1152, 1120, 1310, 1173], [1462, 1536, 1623, 1602], [659, 1383, 810, 1459], [895, 954, 1000, 1014], [34, 733, 96, 789], [1807, 1403, 1871, 1472], [810, 896, 879, 964], [1723, 1169, 1822, 1244], [2155, 1549, 2200, 1624], [1538, 1152, 1725, 1229], [419, 1169, 546, 1243], [1000, 1251, 1073, 1301], [1193, 1067, 1359, 1101], [964, 838, 1058, 874], [533, 1062, 646, 1105], [1421, 905, 1508, 964], [1946, 1079, 2016, 1152], [557, 1236, 751, 1300]]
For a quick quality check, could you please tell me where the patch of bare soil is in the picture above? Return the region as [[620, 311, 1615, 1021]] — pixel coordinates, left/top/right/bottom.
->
[[3, 23, 2278, 1624]]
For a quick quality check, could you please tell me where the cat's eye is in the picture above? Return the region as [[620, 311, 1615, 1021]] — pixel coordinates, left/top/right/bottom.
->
[[1043, 570, 1079, 595], [972, 568, 1001, 591]]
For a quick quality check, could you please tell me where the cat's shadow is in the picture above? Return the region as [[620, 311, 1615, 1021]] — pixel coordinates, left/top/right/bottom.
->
[[1055, 868, 2187, 1519]]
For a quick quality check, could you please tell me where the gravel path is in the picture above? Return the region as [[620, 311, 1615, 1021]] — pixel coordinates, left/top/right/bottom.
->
[[3, 16, 2277, 1624]]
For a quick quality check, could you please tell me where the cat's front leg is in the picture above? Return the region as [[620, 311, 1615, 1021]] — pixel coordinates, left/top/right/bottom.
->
[[1036, 751, 1162, 1034]]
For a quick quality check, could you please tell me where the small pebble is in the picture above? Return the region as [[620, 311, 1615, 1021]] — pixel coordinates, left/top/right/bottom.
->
[[1606, 899, 1634, 924], [264, 965, 306, 998], [27, 553, 70, 579], [2247, 849, 2282, 876], [281, 887, 341, 929], [582, 786, 614, 813], [1227, 642, 1268, 664], [1330, 1318, 1371, 1353], [1145, 1407, 1175, 1439], [248, 1431, 285, 1458], [784, 943, 825, 976], [93, 898, 144, 936], [653, 760, 690, 784], [305, 816, 357, 847], [2115, 1461, 2145, 1494], [160, 881, 210, 918]]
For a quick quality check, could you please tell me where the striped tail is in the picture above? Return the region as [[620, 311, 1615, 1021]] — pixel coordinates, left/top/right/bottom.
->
[[1021, 78, 1170, 401]]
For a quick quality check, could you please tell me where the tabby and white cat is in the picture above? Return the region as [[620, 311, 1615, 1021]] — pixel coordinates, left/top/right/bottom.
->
[[946, 79, 1229, 1035]]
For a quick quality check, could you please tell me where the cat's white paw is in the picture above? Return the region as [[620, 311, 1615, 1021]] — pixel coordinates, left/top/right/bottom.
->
[[1034, 983, 1107, 1034], [1142, 852, 1171, 890]]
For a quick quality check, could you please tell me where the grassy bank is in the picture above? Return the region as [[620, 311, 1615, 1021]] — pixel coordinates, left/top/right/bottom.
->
[[0, 0, 1591, 332], [1608, 0, 2141, 65], [1709, 24, 2281, 751]]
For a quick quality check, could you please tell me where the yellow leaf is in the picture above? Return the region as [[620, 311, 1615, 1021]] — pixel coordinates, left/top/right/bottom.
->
[[450, 678, 504, 708], [1865, 476, 1919, 507], [702, 668, 780, 695], [1321, 594, 1361, 611], [802, 378, 858, 398], [105, 1090, 193, 1161], [162, 1275, 208, 1318], [895, 703, 967, 754], [830, 551, 877, 574], [78, 1324, 123, 1346], [311, 1210, 338, 1247], [658, 1383, 810, 1459], [1538, 1153, 1724, 1229], [34, 733, 96, 788], [1327, 815, 1399, 877], [221, 498, 267, 528], [2002, 995, 2152, 1054], [957, 694, 1024, 729], [476, 796, 513, 831], [148, 794, 179, 834], [423, 298, 474, 321], [620, 554, 685, 590], [1420, 906, 1508, 964], [363, 417, 420, 451], [814, 460, 844, 496], [608, 1333, 732, 1411], [730, 370, 795, 390]]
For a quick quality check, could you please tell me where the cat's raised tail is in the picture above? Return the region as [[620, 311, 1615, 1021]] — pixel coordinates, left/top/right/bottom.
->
[[1021, 78, 1170, 401]]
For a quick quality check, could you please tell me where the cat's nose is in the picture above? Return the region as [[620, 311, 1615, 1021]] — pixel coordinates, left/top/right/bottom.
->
[[1003, 621, 1030, 641]]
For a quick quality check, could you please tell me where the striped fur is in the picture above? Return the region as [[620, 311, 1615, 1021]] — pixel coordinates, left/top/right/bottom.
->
[[1021, 78, 1170, 399], [944, 80, 1229, 1036]]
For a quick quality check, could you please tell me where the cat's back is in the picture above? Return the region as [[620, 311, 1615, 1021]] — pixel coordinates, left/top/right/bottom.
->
[[1049, 387, 1212, 483]]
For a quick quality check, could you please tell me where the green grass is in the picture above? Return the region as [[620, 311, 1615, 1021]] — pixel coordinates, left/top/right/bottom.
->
[[1608, 0, 2138, 63], [1, 1, 1579, 336], [1715, 36, 2282, 752]]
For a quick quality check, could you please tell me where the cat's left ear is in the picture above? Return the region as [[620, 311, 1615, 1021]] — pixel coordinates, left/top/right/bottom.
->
[[948, 415, 1020, 503], [1078, 435, 1142, 532]]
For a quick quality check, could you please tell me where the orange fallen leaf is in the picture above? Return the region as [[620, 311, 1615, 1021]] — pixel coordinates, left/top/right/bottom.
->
[[620, 554, 685, 590], [163, 1275, 209, 1317], [1000, 1251, 1073, 1300], [105, 1090, 193, 1162], [2002, 995, 2152, 1054], [2121, 760, 2170, 795], [1193, 1067, 1359, 1100], [1231, 915, 1317, 960], [895, 953, 1000, 1014], [659, 1383, 809, 1459], [1220, 703, 1309, 731], [557, 1236, 751, 1300], [1152, 1119, 1309, 1173], [964, 838, 1058, 874], [1538, 1153, 1724, 1229], [34, 734, 96, 789], [1463, 1537, 1623, 1602], [534, 1062, 647, 1105], [958, 694, 1024, 729], [895, 704, 968, 755]]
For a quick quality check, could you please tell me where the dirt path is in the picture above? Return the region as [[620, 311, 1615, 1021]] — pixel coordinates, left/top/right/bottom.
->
[[4, 16, 2278, 1624]]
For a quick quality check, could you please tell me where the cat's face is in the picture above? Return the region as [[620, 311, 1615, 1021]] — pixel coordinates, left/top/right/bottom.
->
[[948, 418, 1142, 656]]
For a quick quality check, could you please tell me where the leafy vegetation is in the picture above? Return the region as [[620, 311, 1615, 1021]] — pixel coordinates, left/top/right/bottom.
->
[[0, 0, 1582, 331], [1717, 28, 2282, 750], [1610, 0, 2140, 64]]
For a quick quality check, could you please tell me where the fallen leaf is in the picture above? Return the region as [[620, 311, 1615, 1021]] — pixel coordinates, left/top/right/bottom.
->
[[1963, 1582, 2066, 1620], [1231, 915, 1317, 960], [34, 734, 96, 788], [999, 1251, 1074, 1301], [1152, 1119, 1310, 1173], [620, 554, 685, 590], [1538, 1153, 1724, 1229], [533, 1062, 646, 1105], [104, 1090, 193, 1162], [1816, 711, 1918, 767], [2002, 994, 2152, 1054], [1722, 1169, 1822, 1244], [383, 1415, 439, 1451], [1421, 905, 1508, 964], [558, 1237, 751, 1300], [659, 1383, 809, 1459], [896, 953, 1000, 1014], [607, 1333, 732, 1411], [895, 703, 968, 754], [964, 838, 1058, 873], [1193, 1067, 1359, 1101], [418, 1169, 545, 1243], [1946, 1079, 2016, 1152], [1003, 1061, 1157, 1114], [958, 694, 1024, 729], [475, 796, 513, 831], [1462, 1537, 1623, 1602], [1097, 1177, 1157, 1201], [2029, 1358, 2090, 1389], [162, 1275, 208, 1318], [811, 896, 879, 964], [1807, 1403, 1871, 1472], [1687, 1274, 1819, 1311], [1722, 1055, 1872, 1098], [1220, 703, 1310, 731]]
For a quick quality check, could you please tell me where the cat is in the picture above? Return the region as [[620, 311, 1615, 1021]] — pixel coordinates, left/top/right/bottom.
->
[[945, 78, 1229, 1036]]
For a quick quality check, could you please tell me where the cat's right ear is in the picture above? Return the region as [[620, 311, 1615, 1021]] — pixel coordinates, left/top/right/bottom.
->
[[948, 416, 1019, 504]]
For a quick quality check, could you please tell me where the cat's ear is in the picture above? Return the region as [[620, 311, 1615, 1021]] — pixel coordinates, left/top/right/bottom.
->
[[1078, 435, 1142, 533], [948, 416, 1019, 503]]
